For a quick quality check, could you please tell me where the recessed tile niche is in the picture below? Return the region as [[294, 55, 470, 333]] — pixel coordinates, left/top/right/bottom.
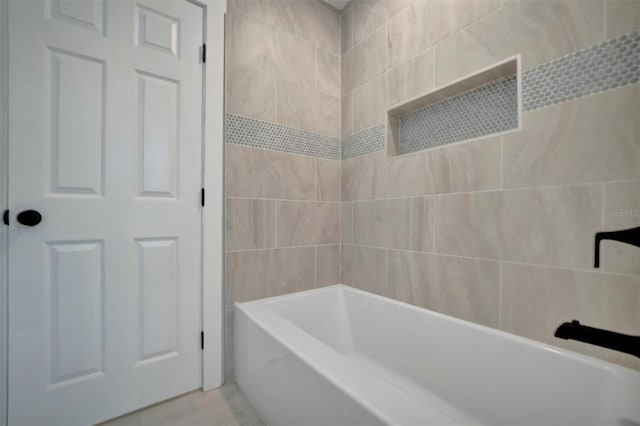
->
[[387, 57, 520, 157]]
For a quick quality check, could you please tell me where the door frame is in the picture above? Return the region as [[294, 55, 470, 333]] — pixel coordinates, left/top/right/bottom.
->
[[0, 1, 226, 422], [198, 0, 226, 391], [1, 0, 8, 423]]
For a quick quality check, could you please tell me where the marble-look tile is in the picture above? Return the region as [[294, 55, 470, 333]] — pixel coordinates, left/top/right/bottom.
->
[[229, 0, 341, 55], [226, 199, 275, 251], [225, 62, 276, 122], [435, 185, 603, 269], [276, 201, 340, 246], [388, 251, 500, 327], [316, 244, 341, 286], [351, 0, 411, 46], [605, 0, 640, 39], [276, 78, 341, 138], [227, 10, 316, 88], [387, 137, 502, 197], [341, 150, 387, 201], [316, 49, 341, 97], [341, 202, 353, 244], [316, 158, 341, 201], [227, 247, 316, 302], [387, 48, 435, 107], [353, 197, 434, 251], [601, 181, 640, 276], [428, 137, 502, 194], [353, 74, 387, 133], [501, 263, 640, 370], [341, 244, 388, 295], [342, 25, 387, 95], [387, 152, 432, 198], [435, 0, 604, 85], [225, 144, 315, 200], [100, 385, 265, 426], [342, 93, 353, 138], [341, 3, 354, 54], [503, 86, 639, 188], [389, 0, 499, 69]]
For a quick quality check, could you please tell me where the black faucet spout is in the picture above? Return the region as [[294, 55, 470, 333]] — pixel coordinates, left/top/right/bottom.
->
[[555, 320, 640, 358], [594, 226, 640, 268]]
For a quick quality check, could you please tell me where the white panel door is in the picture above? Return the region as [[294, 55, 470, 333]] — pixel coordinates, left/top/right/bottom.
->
[[8, 1, 204, 424]]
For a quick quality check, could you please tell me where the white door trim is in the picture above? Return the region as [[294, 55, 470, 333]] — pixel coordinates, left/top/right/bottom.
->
[[0, 0, 9, 423], [200, 0, 225, 390]]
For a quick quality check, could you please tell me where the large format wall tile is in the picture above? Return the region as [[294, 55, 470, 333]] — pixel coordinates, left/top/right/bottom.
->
[[226, 199, 275, 251], [341, 245, 388, 295], [351, 0, 410, 46], [389, 0, 499, 69], [316, 159, 341, 201], [501, 263, 640, 369], [342, 25, 387, 94], [435, 0, 604, 85], [435, 185, 602, 269], [226, 247, 316, 303], [316, 245, 341, 286], [503, 86, 639, 188], [228, 10, 316, 88], [388, 251, 500, 327], [341, 150, 387, 201], [341, 4, 354, 54], [353, 197, 434, 251], [353, 74, 387, 133], [225, 62, 276, 122], [342, 93, 353, 138], [226, 144, 316, 200], [277, 79, 341, 138], [427, 137, 502, 194], [387, 152, 432, 197], [605, 0, 640, 39], [387, 48, 435, 107], [341, 202, 353, 244], [276, 201, 340, 247], [229, 0, 341, 55], [601, 181, 640, 276], [316, 49, 341, 97], [387, 137, 502, 197]]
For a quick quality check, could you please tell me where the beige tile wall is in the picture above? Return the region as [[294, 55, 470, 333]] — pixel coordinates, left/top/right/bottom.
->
[[224, 0, 640, 378], [340, 0, 640, 370], [225, 0, 342, 380]]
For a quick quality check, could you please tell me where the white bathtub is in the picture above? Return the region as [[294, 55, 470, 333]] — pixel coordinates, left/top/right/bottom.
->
[[234, 285, 640, 426]]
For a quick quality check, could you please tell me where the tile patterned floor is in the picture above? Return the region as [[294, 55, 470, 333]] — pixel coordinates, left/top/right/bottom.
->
[[99, 384, 265, 426]]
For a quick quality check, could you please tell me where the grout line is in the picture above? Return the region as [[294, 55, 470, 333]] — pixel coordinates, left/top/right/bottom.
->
[[338, 244, 640, 279], [498, 261, 503, 330], [227, 196, 341, 203], [228, 243, 340, 254], [343, 179, 640, 202], [432, 195, 437, 252], [274, 201, 278, 248]]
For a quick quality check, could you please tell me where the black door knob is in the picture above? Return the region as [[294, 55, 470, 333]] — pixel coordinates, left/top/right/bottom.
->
[[17, 210, 42, 226]]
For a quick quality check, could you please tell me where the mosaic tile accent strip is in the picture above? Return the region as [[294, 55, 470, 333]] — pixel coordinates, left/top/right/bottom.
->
[[398, 75, 518, 155], [523, 31, 640, 111], [225, 114, 341, 160], [342, 124, 385, 160]]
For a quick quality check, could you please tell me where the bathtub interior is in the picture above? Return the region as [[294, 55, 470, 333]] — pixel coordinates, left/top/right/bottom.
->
[[266, 285, 638, 426]]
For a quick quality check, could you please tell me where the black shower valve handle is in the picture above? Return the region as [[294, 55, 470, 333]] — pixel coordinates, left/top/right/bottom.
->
[[594, 226, 640, 268]]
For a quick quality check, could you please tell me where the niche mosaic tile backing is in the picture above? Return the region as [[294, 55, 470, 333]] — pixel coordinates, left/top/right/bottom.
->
[[523, 31, 640, 111], [342, 124, 385, 160], [225, 114, 341, 160], [398, 76, 518, 155]]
